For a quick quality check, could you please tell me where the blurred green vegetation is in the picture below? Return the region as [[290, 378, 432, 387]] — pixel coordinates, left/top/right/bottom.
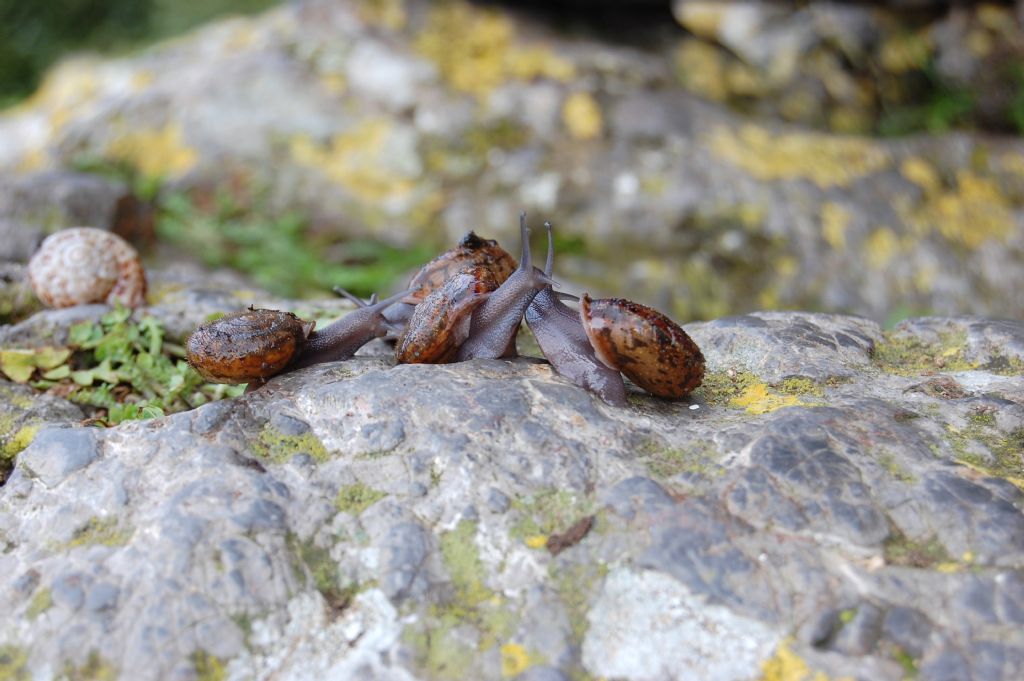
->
[[0, 0, 279, 106], [157, 192, 437, 299]]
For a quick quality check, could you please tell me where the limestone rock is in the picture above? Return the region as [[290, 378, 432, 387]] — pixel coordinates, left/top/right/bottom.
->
[[0, 283, 1021, 680]]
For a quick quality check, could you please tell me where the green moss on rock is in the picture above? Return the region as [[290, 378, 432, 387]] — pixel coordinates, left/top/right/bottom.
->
[[251, 425, 330, 464], [883, 532, 951, 568], [191, 650, 225, 681], [63, 651, 117, 681], [0, 645, 29, 681], [66, 517, 132, 549], [873, 329, 977, 375], [26, 588, 51, 620], [335, 482, 386, 515], [638, 439, 720, 479]]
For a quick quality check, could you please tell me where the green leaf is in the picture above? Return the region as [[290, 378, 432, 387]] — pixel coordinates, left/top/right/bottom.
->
[[34, 347, 73, 370], [0, 350, 37, 383], [91, 359, 119, 384], [41, 365, 71, 380], [71, 369, 95, 386]]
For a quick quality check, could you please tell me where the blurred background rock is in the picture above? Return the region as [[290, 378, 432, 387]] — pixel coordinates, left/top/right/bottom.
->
[[1, 0, 1022, 325]]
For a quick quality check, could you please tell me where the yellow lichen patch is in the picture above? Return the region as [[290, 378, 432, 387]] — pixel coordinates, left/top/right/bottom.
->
[[760, 640, 842, 681], [106, 123, 198, 179], [673, 4, 727, 39], [897, 169, 1013, 250], [523, 535, 548, 550], [358, 0, 407, 30], [864, 227, 900, 269], [499, 643, 532, 678], [289, 120, 418, 203], [415, 1, 574, 99], [900, 157, 941, 194], [15, 58, 101, 116], [820, 202, 850, 250], [674, 41, 728, 102], [562, 92, 603, 141], [730, 383, 803, 415], [709, 125, 889, 189]]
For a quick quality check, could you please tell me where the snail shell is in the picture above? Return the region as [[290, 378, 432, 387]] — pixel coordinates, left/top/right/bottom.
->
[[404, 232, 516, 305], [186, 309, 315, 384], [580, 294, 704, 399], [395, 266, 499, 364], [27, 227, 147, 308]]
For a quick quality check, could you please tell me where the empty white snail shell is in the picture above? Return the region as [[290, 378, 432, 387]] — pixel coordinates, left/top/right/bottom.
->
[[27, 227, 147, 308]]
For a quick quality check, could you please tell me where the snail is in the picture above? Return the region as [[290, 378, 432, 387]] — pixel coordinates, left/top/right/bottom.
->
[[455, 213, 554, 361], [383, 231, 517, 332], [579, 294, 704, 399], [394, 214, 553, 364], [187, 308, 313, 384], [394, 266, 500, 363], [186, 288, 412, 385], [525, 223, 628, 406], [525, 223, 704, 404], [27, 227, 147, 308]]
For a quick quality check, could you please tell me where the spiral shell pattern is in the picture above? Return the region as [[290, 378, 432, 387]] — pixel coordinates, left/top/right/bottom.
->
[[27, 227, 147, 308]]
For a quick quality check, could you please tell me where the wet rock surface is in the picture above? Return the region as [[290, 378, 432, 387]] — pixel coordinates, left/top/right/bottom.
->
[[0, 287, 1022, 680]]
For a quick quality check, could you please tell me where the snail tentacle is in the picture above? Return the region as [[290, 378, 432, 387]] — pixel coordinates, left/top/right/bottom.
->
[[525, 222, 628, 406], [455, 213, 555, 361]]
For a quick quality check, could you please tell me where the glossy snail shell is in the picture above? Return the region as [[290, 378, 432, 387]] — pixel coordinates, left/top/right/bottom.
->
[[395, 266, 500, 364], [186, 309, 315, 384], [580, 294, 704, 399], [27, 227, 147, 308], [403, 232, 516, 305]]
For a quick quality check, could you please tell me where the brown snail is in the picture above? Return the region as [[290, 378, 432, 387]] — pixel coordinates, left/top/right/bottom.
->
[[187, 288, 412, 385], [383, 231, 517, 332], [27, 227, 147, 308], [187, 308, 313, 384], [394, 266, 500, 363], [525, 223, 628, 406], [395, 213, 554, 364], [579, 294, 704, 399], [525, 223, 704, 404]]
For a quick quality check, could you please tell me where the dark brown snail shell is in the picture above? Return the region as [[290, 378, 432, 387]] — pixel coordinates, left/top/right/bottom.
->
[[579, 294, 704, 399], [395, 265, 500, 364], [186, 309, 315, 384], [403, 232, 516, 305]]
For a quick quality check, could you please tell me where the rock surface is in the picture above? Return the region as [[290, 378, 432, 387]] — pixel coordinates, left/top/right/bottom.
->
[[1, 285, 1022, 681], [0, 0, 1022, 322]]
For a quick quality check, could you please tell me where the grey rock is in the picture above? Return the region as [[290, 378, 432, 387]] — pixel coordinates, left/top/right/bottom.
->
[[514, 667, 570, 681], [831, 602, 884, 656], [2, 272, 1024, 678], [600, 476, 675, 521], [0, 171, 129, 261], [687, 312, 880, 382], [17, 427, 99, 488]]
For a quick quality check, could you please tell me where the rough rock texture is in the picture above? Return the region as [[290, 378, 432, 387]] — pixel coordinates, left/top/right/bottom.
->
[[1, 285, 1022, 680], [0, 0, 1022, 323]]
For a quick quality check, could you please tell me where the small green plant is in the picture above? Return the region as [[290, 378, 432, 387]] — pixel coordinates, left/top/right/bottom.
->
[[10, 306, 244, 425]]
